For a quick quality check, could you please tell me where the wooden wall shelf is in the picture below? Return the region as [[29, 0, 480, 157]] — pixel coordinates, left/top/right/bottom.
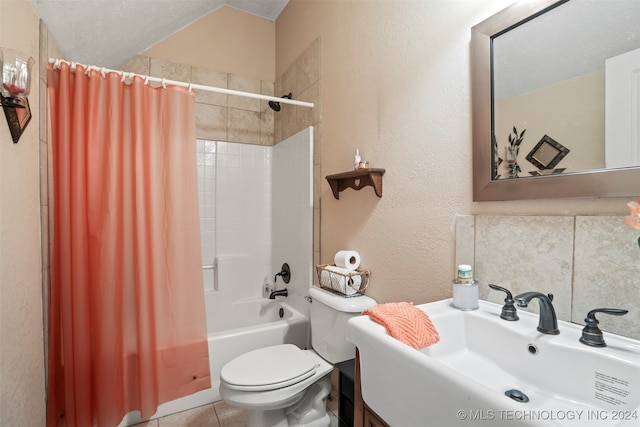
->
[[326, 168, 385, 199]]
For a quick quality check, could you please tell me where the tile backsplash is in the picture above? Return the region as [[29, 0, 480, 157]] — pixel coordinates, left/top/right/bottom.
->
[[457, 215, 640, 340]]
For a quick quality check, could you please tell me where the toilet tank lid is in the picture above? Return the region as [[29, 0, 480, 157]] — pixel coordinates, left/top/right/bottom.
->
[[309, 286, 377, 312]]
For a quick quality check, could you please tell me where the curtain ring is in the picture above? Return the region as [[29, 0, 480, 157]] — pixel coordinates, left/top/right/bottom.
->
[[119, 70, 126, 82], [144, 76, 150, 85], [161, 78, 167, 89], [187, 83, 193, 93], [100, 67, 107, 78]]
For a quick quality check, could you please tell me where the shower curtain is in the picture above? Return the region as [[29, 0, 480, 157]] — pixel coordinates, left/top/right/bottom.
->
[[46, 63, 210, 427]]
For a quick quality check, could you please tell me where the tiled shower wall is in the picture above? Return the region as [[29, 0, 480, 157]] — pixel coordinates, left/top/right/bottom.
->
[[456, 215, 640, 340], [273, 127, 314, 314], [273, 38, 321, 145], [273, 39, 322, 269], [196, 140, 272, 298], [118, 56, 276, 145], [196, 128, 313, 312]]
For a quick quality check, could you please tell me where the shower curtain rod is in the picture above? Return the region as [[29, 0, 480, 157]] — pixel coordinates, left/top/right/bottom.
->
[[48, 58, 315, 108]]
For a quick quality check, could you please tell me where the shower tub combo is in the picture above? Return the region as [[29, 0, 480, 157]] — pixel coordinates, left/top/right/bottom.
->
[[120, 296, 308, 425]]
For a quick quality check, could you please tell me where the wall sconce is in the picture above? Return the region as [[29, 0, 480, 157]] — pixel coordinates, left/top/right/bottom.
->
[[0, 48, 34, 143]]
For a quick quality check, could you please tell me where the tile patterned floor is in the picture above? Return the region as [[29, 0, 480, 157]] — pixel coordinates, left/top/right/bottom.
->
[[131, 400, 242, 426], [132, 368, 341, 426], [133, 399, 339, 427], [132, 368, 340, 427]]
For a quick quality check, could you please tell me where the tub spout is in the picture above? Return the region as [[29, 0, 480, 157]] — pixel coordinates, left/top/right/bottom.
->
[[269, 288, 288, 299]]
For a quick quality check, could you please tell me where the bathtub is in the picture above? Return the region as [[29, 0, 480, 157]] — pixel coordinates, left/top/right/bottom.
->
[[119, 297, 309, 426]]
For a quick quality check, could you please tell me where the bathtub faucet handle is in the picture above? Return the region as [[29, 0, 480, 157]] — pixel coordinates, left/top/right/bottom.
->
[[274, 263, 291, 284]]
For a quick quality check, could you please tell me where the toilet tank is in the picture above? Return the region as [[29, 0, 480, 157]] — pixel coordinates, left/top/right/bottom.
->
[[309, 286, 377, 363]]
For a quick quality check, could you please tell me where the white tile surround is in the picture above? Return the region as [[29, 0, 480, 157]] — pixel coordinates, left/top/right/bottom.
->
[[196, 127, 313, 314], [272, 127, 314, 314], [457, 215, 640, 340], [196, 139, 272, 297]]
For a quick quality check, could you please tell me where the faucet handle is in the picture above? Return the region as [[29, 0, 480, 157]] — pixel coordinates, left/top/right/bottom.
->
[[274, 263, 291, 284], [580, 308, 629, 347], [488, 284, 513, 299], [488, 284, 519, 321]]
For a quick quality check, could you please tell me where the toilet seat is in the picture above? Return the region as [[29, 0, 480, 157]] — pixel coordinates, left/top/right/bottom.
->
[[221, 344, 316, 392]]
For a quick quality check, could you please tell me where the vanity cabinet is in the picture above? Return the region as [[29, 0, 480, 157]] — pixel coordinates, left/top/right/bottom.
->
[[354, 350, 390, 427], [363, 406, 388, 427], [336, 359, 356, 426]]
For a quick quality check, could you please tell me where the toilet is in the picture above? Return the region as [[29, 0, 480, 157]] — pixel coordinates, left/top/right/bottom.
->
[[219, 286, 377, 427]]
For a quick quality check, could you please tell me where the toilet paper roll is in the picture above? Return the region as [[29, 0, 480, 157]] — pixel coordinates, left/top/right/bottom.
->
[[320, 266, 362, 296], [334, 250, 361, 271]]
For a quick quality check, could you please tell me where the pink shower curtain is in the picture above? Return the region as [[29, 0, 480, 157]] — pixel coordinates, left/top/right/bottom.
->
[[46, 63, 210, 427]]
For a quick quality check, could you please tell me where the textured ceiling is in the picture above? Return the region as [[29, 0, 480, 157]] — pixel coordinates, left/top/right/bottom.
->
[[493, 0, 640, 101], [29, 0, 288, 68]]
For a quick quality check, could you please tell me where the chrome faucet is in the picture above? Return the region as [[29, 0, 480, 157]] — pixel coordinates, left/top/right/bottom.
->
[[514, 292, 559, 335], [269, 288, 288, 299]]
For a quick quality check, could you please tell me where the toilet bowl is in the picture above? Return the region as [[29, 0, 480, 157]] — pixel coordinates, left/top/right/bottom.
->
[[219, 286, 377, 427], [220, 345, 333, 426]]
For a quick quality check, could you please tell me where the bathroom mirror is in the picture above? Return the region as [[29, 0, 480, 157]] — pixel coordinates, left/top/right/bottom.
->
[[472, 0, 640, 201]]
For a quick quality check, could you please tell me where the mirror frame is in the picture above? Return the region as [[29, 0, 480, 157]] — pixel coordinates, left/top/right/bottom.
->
[[471, 0, 640, 201]]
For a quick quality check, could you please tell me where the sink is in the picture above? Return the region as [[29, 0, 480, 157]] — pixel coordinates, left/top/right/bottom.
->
[[346, 299, 640, 426]]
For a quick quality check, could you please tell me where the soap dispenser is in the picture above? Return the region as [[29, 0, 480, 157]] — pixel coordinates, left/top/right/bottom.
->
[[452, 264, 479, 310], [354, 148, 361, 170]]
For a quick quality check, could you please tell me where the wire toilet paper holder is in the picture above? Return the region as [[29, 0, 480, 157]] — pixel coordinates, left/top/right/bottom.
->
[[316, 264, 370, 297]]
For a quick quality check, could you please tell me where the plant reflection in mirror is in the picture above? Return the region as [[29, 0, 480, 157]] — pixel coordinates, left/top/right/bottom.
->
[[505, 126, 525, 178], [624, 199, 640, 250]]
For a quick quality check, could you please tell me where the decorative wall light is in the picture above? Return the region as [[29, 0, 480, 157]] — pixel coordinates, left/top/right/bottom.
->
[[0, 48, 34, 143]]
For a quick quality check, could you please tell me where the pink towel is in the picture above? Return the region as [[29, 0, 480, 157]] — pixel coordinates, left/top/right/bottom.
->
[[363, 302, 440, 349]]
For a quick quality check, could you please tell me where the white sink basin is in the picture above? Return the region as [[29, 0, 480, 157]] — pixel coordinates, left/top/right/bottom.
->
[[346, 299, 640, 426]]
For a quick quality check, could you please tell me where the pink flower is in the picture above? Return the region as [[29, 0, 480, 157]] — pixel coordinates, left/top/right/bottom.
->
[[624, 199, 640, 250], [624, 199, 640, 230]]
